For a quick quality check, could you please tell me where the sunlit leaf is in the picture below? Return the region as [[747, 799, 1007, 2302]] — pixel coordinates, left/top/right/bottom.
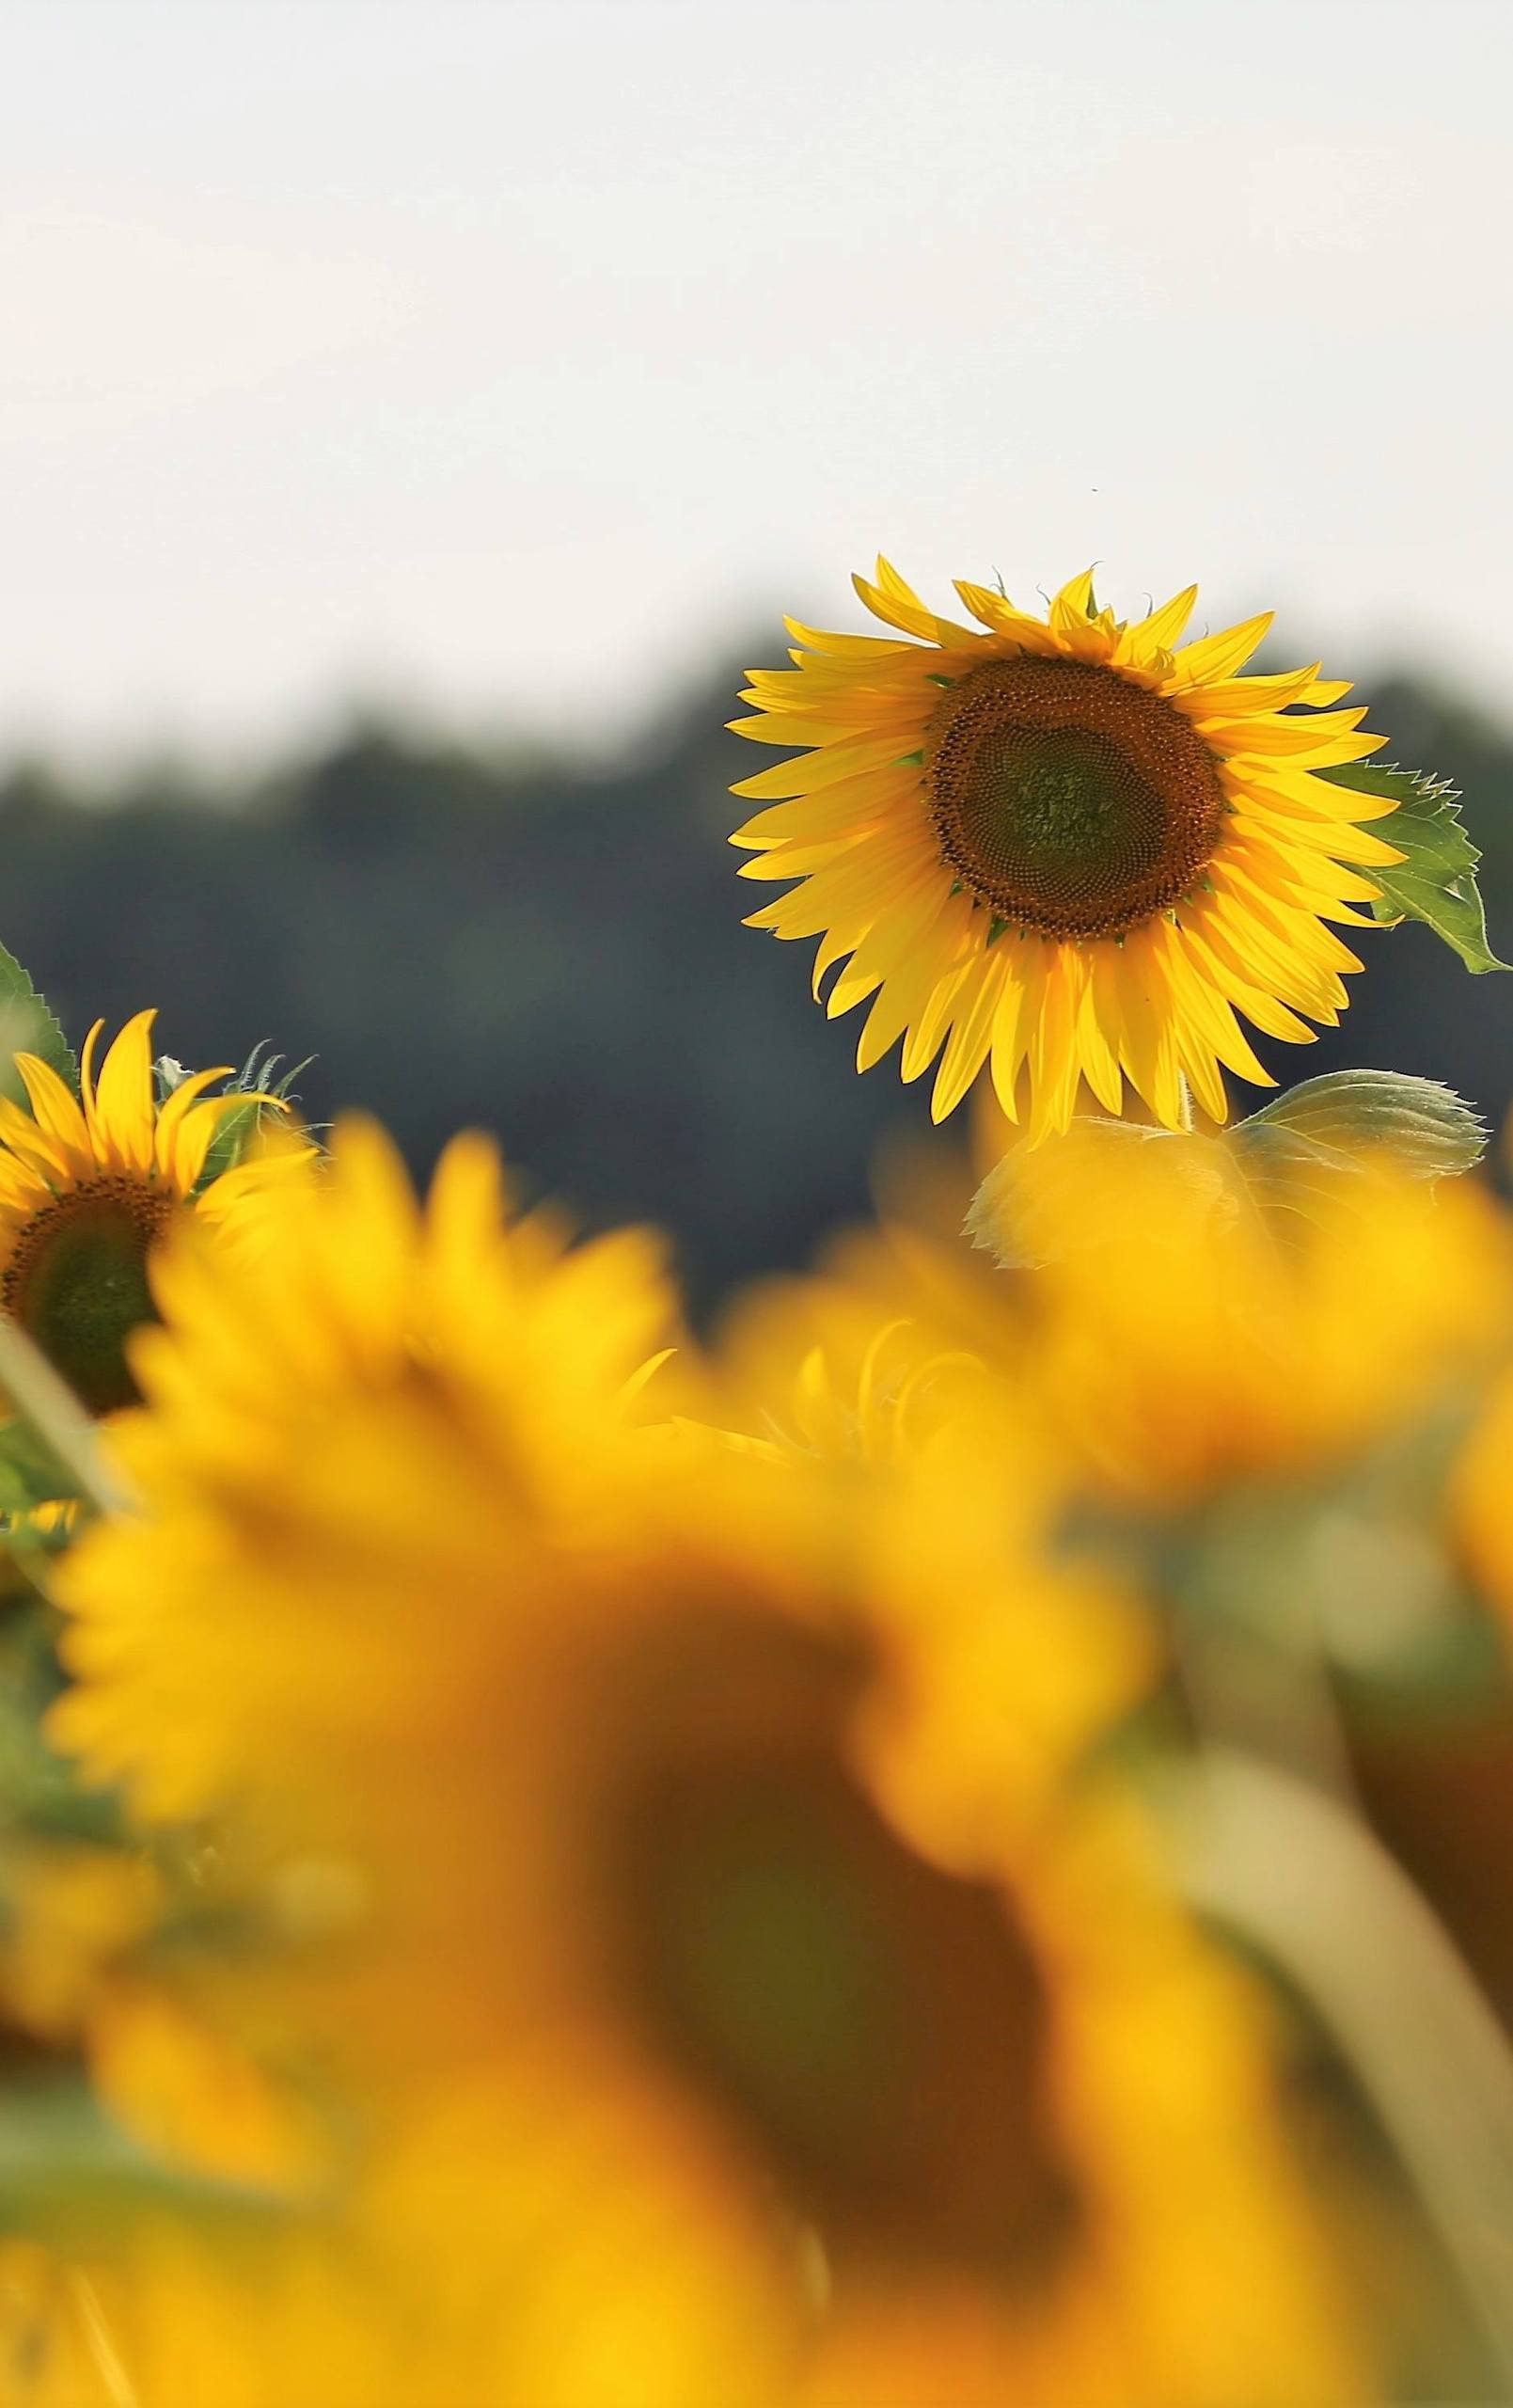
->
[[1321, 762, 1505, 974], [0, 941, 74, 1094]]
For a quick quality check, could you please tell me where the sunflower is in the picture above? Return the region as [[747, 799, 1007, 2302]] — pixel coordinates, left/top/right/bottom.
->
[[0, 1011, 312, 1417], [50, 1127, 1363, 2403], [48, 1116, 683, 1831], [971, 1121, 1511, 1510], [733, 562, 1398, 1138]]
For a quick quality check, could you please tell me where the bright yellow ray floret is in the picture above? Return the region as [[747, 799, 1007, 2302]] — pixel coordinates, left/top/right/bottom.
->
[[733, 562, 1398, 1140]]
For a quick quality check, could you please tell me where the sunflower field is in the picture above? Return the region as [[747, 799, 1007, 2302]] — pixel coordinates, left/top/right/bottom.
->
[[3, 560, 1513, 2408]]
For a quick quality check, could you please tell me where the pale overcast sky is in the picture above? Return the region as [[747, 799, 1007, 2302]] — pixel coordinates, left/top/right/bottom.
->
[[4, 0, 1510, 766]]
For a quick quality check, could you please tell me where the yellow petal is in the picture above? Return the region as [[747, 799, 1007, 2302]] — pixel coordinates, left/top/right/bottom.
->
[[952, 582, 1060, 652], [854, 558, 981, 647], [1075, 962, 1124, 1114], [78, 1019, 105, 1124], [731, 733, 924, 803], [781, 620, 913, 661], [988, 958, 1036, 1119], [1172, 612, 1274, 685], [1127, 584, 1199, 658], [1026, 950, 1085, 1143], [1048, 570, 1117, 663], [88, 1010, 159, 1175], [930, 952, 1007, 1121], [13, 1054, 90, 1173], [153, 1068, 234, 1182]]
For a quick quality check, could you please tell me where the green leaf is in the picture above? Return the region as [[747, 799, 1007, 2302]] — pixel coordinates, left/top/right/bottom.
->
[[1236, 1070, 1489, 1183], [0, 941, 74, 1094], [1320, 762, 1506, 974]]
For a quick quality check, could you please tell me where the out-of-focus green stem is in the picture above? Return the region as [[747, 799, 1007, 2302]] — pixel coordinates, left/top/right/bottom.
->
[[1178, 1748, 1513, 2397], [0, 1315, 134, 1518]]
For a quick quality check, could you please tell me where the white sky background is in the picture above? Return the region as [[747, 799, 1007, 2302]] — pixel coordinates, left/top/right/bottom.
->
[[3, 0, 1510, 769]]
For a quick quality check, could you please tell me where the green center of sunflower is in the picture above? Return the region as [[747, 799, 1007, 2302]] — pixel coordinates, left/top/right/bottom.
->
[[609, 1613, 1075, 2281], [925, 656, 1226, 940], [2, 1181, 176, 1415]]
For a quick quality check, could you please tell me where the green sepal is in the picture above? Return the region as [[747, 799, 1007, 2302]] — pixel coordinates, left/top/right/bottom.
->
[[197, 1045, 312, 1187], [1320, 762, 1506, 974], [199, 1097, 264, 1185], [0, 943, 75, 1094]]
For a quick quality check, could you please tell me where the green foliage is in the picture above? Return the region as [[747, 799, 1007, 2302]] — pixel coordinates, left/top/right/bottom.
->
[[1321, 763, 1505, 975], [0, 939, 74, 1096]]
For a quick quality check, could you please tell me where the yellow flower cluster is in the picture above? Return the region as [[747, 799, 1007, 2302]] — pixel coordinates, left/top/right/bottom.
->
[[1, 1072, 1509, 2404]]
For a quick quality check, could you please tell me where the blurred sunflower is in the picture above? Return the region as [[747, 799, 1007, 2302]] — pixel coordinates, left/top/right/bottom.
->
[[48, 1115, 681, 1829], [50, 1126, 1363, 2403], [0, 1011, 312, 1415], [733, 562, 1396, 1138], [981, 1125, 1511, 1510]]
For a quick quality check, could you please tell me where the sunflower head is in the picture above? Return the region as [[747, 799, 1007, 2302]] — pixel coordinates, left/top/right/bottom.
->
[[733, 562, 1400, 1139], [49, 1127, 1362, 2401], [0, 1011, 313, 1416]]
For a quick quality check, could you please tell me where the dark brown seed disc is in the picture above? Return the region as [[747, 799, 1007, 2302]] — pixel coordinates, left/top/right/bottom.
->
[[924, 657, 1226, 941], [3, 1179, 177, 1414]]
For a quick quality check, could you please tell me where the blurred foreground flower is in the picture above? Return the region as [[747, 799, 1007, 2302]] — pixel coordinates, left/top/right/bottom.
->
[[39, 1122, 1372, 2404], [733, 561, 1404, 1138], [967, 1110, 1509, 1508]]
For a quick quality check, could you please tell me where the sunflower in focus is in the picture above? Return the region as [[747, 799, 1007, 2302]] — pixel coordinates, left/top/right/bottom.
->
[[49, 1126, 1364, 2404], [0, 1011, 312, 1416], [733, 562, 1398, 1137]]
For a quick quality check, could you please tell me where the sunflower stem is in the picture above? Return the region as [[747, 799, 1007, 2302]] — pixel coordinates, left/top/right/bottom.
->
[[1174, 1748, 1513, 2396], [0, 1317, 134, 1518]]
